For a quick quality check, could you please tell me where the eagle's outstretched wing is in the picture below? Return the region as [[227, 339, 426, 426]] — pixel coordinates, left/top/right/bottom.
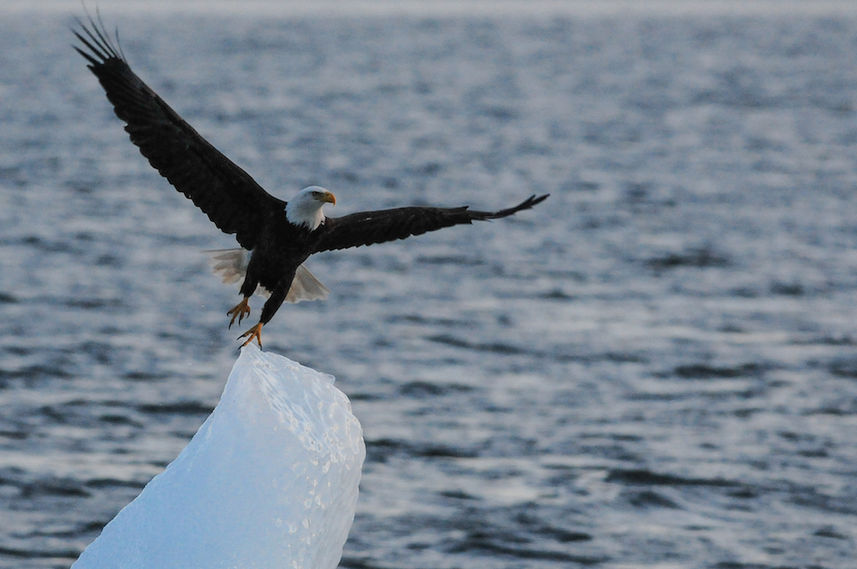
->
[[311, 194, 548, 253], [73, 17, 284, 250]]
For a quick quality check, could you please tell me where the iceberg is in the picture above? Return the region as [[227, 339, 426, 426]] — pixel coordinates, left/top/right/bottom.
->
[[72, 344, 365, 569]]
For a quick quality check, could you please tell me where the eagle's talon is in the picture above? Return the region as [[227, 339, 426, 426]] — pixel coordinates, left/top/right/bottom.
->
[[227, 298, 251, 329], [238, 323, 263, 348]]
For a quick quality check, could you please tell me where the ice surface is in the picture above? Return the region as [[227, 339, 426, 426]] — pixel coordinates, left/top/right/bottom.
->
[[72, 345, 365, 569]]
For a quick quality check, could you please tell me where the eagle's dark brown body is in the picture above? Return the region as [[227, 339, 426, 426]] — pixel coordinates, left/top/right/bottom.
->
[[74, 17, 548, 345]]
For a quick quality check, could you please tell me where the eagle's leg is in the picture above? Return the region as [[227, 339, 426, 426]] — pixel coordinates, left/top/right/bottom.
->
[[235, 275, 291, 347], [227, 297, 251, 329], [238, 322, 263, 347]]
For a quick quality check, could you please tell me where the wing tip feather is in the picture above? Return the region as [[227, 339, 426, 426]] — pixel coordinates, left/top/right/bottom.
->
[[473, 192, 550, 221], [72, 9, 124, 66]]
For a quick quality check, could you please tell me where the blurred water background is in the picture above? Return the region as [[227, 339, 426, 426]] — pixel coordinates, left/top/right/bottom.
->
[[2, 1, 857, 568]]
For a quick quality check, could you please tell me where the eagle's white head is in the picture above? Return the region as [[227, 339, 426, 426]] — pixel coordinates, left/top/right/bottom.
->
[[285, 186, 336, 230]]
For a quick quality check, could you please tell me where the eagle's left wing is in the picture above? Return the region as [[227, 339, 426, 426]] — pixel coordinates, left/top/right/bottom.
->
[[73, 16, 285, 251], [310, 194, 548, 253]]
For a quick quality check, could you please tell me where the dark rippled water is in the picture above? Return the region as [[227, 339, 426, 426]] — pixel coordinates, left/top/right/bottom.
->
[[2, 5, 857, 568]]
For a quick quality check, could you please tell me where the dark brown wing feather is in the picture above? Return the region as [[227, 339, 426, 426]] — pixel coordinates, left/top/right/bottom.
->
[[73, 18, 284, 250], [311, 194, 548, 253]]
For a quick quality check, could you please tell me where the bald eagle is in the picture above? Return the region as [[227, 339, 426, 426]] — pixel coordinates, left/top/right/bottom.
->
[[74, 18, 548, 347]]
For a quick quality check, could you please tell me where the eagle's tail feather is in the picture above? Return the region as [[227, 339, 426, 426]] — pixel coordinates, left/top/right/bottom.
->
[[286, 264, 330, 303], [204, 248, 250, 286], [202, 249, 329, 303]]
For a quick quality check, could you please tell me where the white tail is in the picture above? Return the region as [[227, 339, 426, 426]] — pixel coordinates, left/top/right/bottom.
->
[[203, 249, 329, 303]]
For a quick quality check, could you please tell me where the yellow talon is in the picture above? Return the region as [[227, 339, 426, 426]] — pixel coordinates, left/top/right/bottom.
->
[[238, 323, 263, 347], [227, 298, 251, 329]]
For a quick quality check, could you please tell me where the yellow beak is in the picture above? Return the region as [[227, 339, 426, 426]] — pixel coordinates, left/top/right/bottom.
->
[[322, 191, 337, 205]]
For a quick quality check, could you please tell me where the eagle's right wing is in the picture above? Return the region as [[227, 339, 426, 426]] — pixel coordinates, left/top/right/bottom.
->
[[74, 17, 284, 250], [311, 194, 548, 253]]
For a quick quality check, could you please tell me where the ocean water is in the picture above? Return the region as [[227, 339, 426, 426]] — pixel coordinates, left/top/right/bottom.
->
[[2, 4, 857, 568]]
